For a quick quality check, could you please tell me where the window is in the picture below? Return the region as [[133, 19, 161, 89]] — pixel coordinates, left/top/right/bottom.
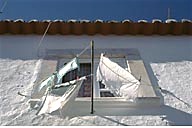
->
[[61, 57, 129, 98], [62, 63, 91, 97], [46, 48, 160, 116]]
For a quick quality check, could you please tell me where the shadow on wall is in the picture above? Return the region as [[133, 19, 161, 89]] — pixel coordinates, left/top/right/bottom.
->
[[95, 105, 192, 126], [48, 103, 192, 126], [160, 105, 192, 126], [0, 35, 191, 62], [59, 105, 191, 126]]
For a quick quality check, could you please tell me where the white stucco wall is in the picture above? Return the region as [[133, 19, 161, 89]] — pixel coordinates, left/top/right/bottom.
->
[[0, 35, 191, 87]]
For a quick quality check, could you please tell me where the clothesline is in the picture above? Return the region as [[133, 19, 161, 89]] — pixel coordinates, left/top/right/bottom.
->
[[76, 43, 91, 58], [0, 0, 8, 13], [37, 22, 52, 58], [35, 15, 91, 59], [53, 74, 93, 89]]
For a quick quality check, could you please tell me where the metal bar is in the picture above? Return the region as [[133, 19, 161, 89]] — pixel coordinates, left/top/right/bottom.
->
[[91, 40, 94, 114]]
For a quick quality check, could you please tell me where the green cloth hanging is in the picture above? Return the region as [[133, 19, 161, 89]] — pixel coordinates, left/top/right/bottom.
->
[[56, 57, 80, 84], [32, 57, 79, 99]]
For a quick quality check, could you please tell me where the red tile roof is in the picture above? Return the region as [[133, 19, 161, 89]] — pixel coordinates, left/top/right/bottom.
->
[[0, 19, 191, 35]]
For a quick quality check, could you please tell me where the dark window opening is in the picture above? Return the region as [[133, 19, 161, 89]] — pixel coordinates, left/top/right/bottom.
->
[[99, 81, 105, 89], [62, 63, 91, 97], [62, 69, 78, 83], [99, 81, 115, 97], [100, 91, 115, 97]]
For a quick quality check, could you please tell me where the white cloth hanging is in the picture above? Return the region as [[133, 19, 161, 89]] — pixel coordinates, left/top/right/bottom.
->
[[37, 78, 84, 115], [96, 53, 140, 99]]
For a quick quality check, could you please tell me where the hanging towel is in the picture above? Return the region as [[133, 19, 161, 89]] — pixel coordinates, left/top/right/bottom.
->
[[31, 57, 79, 99], [37, 78, 85, 115], [96, 53, 140, 99]]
